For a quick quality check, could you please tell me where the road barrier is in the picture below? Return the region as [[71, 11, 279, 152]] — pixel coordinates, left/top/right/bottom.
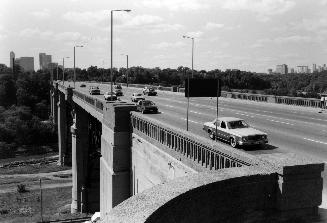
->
[[131, 112, 255, 170]]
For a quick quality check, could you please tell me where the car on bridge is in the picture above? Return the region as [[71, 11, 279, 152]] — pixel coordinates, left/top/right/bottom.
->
[[104, 92, 118, 101], [136, 100, 158, 114], [89, 86, 101, 95], [203, 117, 268, 148], [80, 84, 86, 87], [143, 87, 157, 96], [114, 85, 123, 96], [131, 93, 145, 102]]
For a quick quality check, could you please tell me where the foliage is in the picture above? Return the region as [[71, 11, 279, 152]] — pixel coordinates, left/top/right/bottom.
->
[[17, 184, 28, 193]]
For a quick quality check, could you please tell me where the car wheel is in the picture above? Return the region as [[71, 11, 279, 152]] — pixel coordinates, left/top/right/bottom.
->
[[209, 131, 215, 140], [230, 137, 237, 148]]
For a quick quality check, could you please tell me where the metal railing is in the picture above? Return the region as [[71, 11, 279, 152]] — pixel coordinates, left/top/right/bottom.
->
[[131, 112, 254, 170], [72, 90, 104, 113]]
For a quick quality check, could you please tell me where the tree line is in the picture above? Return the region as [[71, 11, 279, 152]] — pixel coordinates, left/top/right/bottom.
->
[[59, 66, 326, 98]]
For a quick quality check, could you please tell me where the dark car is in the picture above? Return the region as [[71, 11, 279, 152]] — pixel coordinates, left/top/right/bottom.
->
[[143, 87, 157, 96], [136, 100, 158, 114], [80, 84, 86, 87]]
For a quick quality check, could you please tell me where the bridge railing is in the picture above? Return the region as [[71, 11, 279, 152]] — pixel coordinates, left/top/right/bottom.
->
[[131, 112, 255, 171], [275, 95, 320, 107], [73, 90, 104, 113]]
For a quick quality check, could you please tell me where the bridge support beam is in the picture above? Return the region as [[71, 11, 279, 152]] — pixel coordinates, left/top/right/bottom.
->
[[52, 83, 58, 125], [57, 92, 67, 166], [71, 105, 89, 213], [100, 102, 136, 217]]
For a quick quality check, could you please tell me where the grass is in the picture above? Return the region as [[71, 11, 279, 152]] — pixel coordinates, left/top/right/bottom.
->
[[0, 187, 90, 223]]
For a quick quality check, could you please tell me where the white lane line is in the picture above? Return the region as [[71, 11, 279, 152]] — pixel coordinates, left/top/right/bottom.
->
[[266, 119, 294, 126], [190, 110, 204, 115], [303, 138, 327, 145], [162, 104, 175, 108], [180, 118, 202, 125]]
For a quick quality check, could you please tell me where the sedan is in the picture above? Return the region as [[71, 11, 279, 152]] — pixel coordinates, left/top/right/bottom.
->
[[203, 117, 268, 148], [136, 100, 158, 114], [131, 93, 145, 102], [104, 92, 118, 101]]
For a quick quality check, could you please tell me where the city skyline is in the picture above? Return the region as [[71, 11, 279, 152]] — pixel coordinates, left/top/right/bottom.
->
[[1, 0, 327, 73]]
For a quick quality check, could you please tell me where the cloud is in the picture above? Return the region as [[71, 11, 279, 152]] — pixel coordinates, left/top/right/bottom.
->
[[151, 41, 186, 49], [221, 0, 295, 21], [185, 31, 203, 38], [54, 32, 84, 41], [141, 0, 208, 11], [205, 22, 224, 30], [30, 9, 50, 18], [250, 35, 318, 48], [19, 28, 54, 39], [62, 10, 107, 27]]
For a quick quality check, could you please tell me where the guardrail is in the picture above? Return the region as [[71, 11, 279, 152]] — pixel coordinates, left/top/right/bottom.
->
[[73, 90, 104, 113], [131, 112, 254, 170]]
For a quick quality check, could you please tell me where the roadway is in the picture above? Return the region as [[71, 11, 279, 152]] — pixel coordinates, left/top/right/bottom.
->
[[69, 81, 327, 161], [64, 81, 327, 208]]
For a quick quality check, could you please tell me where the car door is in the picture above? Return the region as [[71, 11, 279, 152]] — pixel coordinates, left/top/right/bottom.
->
[[219, 121, 228, 141], [213, 120, 223, 139]]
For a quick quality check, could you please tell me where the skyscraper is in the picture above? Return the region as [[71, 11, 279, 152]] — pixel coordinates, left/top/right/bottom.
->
[[276, 64, 288, 74], [10, 51, 15, 69], [39, 53, 52, 70], [312, 64, 317, 73], [15, 57, 34, 72]]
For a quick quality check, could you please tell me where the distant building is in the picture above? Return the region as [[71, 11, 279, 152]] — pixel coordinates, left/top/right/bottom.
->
[[312, 64, 317, 73], [276, 64, 288, 74], [290, 68, 295, 73], [39, 53, 52, 70], [297, 66, 309, 74], [267, 69, 273, 74], [10, 51, 15, 69], [0, 63, 7, 72], [324, 64, 327, 71], [318, 66, 323, 72], [15, 57, 34, 72]]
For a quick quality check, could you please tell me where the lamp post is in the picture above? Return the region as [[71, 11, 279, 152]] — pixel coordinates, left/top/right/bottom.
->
[[111, 9, 131, 95], [121, 54, 129, 87], [74, 45, 83, 88], [62, 57, 70, 85], [182, 35, 194, 131]]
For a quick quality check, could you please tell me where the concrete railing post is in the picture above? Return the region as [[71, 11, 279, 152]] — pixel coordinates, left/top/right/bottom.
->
[[71, 105, 89, 213], [53, 83, 58, 125], [57, 92, 67, 166], [259, 153, 324, 218], [100, 102, 136, 220]]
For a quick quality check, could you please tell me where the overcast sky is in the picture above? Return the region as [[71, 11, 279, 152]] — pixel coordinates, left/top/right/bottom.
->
[[1, 0, 327, 73]]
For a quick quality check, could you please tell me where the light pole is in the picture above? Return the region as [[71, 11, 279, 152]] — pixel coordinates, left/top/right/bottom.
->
[[111, 9, 131, 95], [182, 35, 194, 131], [62, 57, 70, 85], [74, 45, 83, 88], [121, 54, 129, 87]]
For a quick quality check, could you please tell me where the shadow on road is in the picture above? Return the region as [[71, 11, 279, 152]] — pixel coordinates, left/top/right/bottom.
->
[[243, 143, 278, 152]]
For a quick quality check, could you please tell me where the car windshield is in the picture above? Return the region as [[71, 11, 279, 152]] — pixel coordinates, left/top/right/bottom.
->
[[149, 88, 154, 91], [115, 85, 122, 89], [228, 120, 249, 129], [143, 101, 154, 106], [136, 94, 142, 96]]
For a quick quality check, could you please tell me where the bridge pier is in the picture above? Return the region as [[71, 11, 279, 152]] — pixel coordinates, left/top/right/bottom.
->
[[51, 83, 58, 125], [57, 92, 67, 166], [71, 105, 89, 213], [100, 102, 136, 215]]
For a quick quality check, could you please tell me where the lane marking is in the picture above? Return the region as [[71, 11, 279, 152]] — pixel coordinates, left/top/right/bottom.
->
[[180, 118, 201, 125], [266, 119, 294, 126], [190, 110, 204, 115], [303, 138, 327, 145]]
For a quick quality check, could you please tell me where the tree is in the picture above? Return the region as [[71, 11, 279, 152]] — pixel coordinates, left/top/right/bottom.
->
[[0, 74, 17, 107]]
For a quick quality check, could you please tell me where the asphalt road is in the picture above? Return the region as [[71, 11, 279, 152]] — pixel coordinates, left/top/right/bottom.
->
[[64, 81, 327, 208], [69, 81, 327, 161]]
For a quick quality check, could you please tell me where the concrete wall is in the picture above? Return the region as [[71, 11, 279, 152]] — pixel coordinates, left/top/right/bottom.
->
[[131, 133, 196, 195]]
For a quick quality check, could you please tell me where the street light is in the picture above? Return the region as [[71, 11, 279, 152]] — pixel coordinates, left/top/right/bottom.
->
[[121, 54, 129, 87], [182, 35, 194, 131], [62, 56, 70, 85], [74, 45, 84, 88], [111, 9, 131, 95]]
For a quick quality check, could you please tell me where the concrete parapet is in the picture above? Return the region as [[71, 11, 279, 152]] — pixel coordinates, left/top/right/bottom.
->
[[57, 92, 67, 166], [106, 166, 276, 223], [257, 153, 324, 212]]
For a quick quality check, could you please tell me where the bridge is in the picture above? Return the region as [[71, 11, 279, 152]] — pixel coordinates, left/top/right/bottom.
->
[[50, 80, 325, 222]]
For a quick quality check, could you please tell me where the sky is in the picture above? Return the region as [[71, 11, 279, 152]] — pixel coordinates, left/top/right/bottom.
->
[[1, 0, 327, 73]]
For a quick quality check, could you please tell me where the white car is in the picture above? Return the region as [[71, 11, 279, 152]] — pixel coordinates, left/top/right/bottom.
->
[[203, 117, 268, 148], [131, 93, 145, 102]]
